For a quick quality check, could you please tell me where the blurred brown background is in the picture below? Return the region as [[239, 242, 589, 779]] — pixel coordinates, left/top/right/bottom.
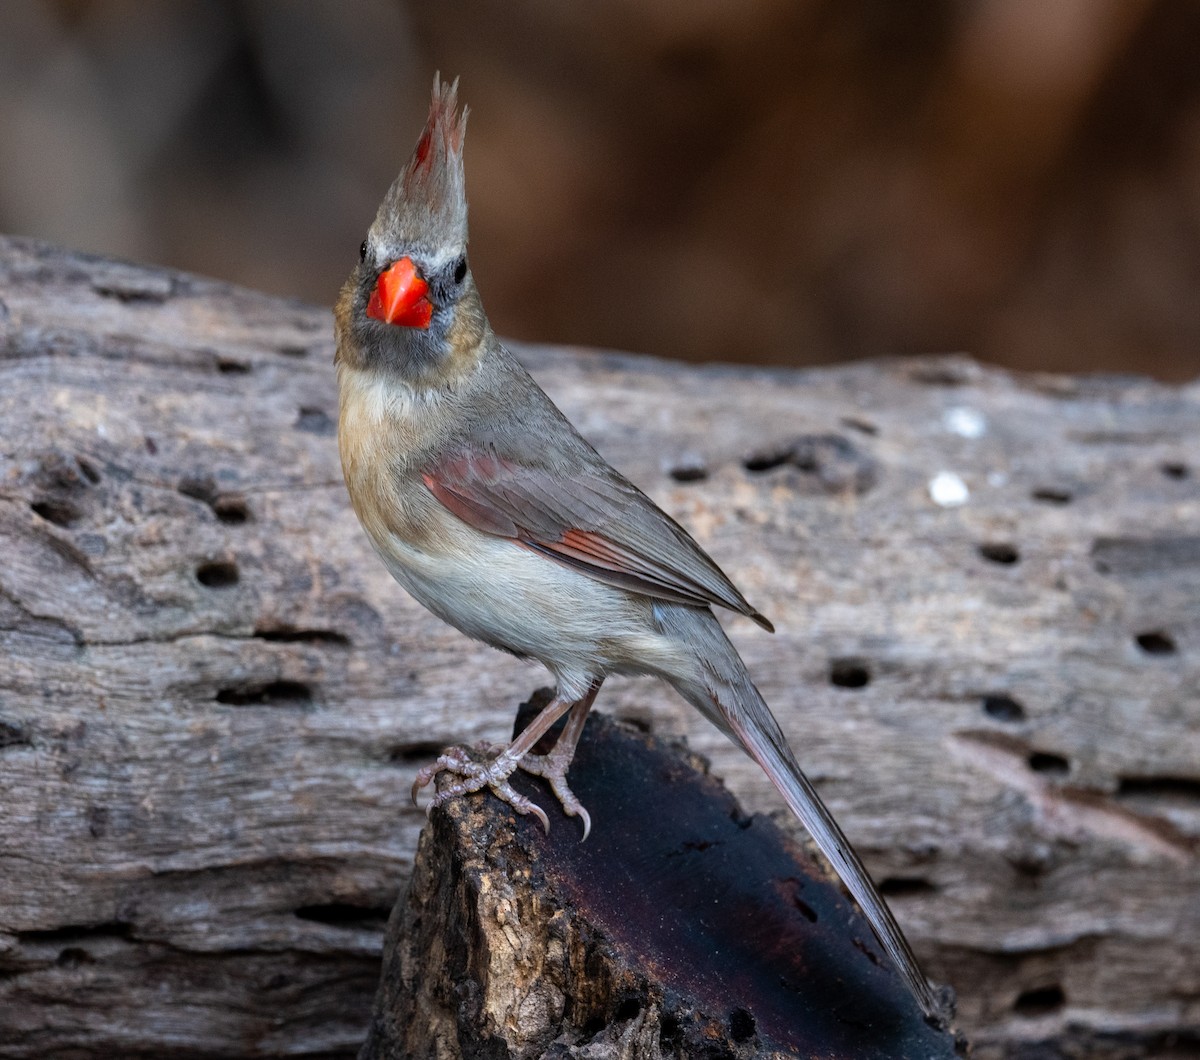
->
[[3, 0, 1199, 380]]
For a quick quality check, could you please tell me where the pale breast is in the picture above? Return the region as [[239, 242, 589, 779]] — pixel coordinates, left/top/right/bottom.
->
[[335, 363, 690, 685], [337, 363, 444, 548], [375, 519, 690, 688]]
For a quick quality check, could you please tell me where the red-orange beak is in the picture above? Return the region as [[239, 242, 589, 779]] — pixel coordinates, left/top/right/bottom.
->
[[366, 257, 433, 329]]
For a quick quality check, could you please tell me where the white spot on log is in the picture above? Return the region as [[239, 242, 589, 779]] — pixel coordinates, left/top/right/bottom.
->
[[944, 406, 986, 438], [930, 471, 969, 507]]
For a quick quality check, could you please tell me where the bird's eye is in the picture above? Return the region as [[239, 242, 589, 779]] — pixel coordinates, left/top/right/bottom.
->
[[453, 256, 467, 284], [359, 240, 368, 262]]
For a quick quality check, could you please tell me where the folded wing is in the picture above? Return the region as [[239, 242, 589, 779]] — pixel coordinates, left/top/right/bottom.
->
[[422, 448, 773, 631]]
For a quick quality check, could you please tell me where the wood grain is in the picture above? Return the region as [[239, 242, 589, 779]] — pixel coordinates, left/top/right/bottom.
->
[[0, 236, 1197, 1057]]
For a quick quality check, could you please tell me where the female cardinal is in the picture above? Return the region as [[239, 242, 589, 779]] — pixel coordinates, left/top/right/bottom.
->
[[334, 76, 942, 1021]]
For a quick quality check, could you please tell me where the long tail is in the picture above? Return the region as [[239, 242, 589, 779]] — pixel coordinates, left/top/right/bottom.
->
[[654, 604, 943, 1021]]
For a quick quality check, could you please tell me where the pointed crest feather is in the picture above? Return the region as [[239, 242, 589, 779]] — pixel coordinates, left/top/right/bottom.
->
[[373, 73, 470, 256]]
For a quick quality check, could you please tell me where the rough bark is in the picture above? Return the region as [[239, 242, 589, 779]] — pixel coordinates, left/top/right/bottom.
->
[[360, 701, 964, 1060], [0, 235, 1197, 1057]]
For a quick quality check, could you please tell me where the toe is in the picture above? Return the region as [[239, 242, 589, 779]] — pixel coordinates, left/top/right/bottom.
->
[[494, 779, 550, 832]]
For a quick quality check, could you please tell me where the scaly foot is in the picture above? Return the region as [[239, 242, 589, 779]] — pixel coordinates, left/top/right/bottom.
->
[[411, 681, 603, 837], [519, 749, 592, 840], [411, 745, 551, 832]]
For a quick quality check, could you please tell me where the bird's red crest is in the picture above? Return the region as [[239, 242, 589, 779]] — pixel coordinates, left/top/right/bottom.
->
[[414, 129, 432, 167], [404, 75, 467, 183], [373, 74, 469, 251]]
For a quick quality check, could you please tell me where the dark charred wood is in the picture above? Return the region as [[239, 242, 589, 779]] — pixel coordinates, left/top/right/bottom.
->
[[360, 703, 965, 1060]]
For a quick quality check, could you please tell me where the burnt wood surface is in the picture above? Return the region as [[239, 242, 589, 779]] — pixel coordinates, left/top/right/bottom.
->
[[0, 235, 1198, 1057], [360, 701, 963, 1059]]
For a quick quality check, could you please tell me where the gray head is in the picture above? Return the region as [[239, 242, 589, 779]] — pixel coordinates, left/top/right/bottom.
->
[[337, 75, 489, 384]]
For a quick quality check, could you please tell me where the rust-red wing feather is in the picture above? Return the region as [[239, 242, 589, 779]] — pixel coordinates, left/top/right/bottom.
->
[[423, 471, 517, 537], [421, 450, 774, 630]]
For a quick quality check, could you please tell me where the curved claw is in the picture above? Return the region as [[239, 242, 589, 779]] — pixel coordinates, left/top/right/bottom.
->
[[411, 747, 472, 806], [411, 764, 437, 806], [520, 752, 593, 839], [492, 778, 551, 833], [411, 763, 437, 805]]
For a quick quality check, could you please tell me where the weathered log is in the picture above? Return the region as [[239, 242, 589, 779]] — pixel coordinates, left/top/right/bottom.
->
[[0, 235, 1197, 1057], [361, 699, 964, 1060]]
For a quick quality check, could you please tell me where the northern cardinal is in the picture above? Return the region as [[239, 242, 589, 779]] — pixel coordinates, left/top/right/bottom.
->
[[334, 77, 942, 1021]]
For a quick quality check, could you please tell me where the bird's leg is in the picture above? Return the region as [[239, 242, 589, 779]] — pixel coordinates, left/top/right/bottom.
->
[[411, 680, 600, 833], [519, 678, 602, 839]]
